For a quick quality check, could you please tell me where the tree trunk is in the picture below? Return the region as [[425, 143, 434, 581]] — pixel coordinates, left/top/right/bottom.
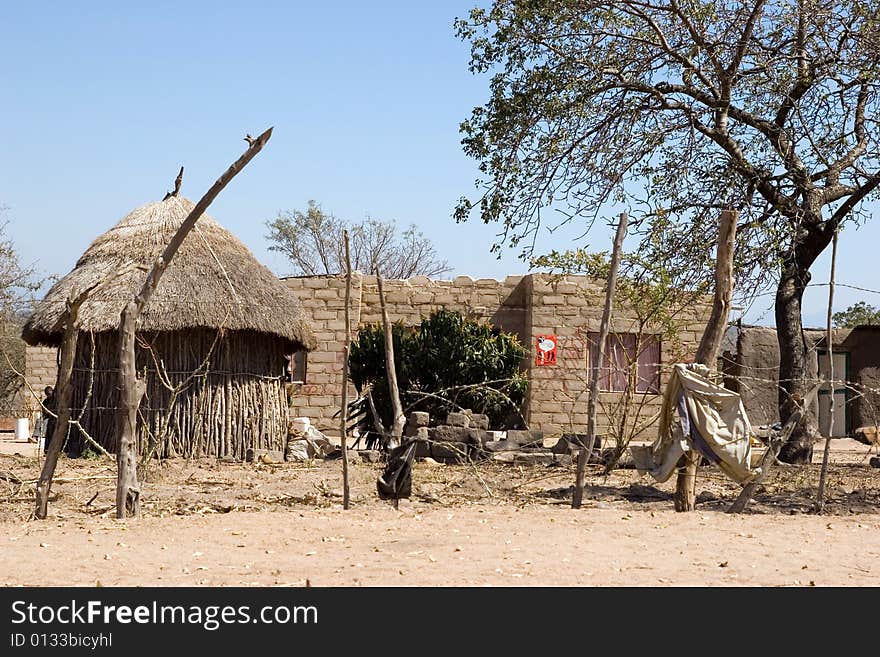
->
[[674, 209, 737, 512], [116, 302, 143, 517], [776, 221, 834, 464]]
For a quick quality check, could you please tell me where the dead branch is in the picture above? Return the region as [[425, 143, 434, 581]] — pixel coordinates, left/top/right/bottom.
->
[[815, 230, 838, 512], [340, 229, 352, 509], [376, 269, 406, 444], [115, 127, 273, 519], [163, 166, 185, 200], [573, 212, 627, 509]]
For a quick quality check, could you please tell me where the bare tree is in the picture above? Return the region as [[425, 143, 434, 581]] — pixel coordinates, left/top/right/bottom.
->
[[266, 201, 451, 279], [0, 214, 41, 414]]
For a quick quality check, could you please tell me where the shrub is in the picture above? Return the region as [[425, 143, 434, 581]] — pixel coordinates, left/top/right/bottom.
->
[[348, 309, 528, 429]]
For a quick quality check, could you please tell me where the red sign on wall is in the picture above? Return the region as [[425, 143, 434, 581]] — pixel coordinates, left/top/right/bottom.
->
[[535, 335, 557, 366]]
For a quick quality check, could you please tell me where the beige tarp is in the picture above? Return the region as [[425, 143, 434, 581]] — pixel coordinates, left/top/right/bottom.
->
[[631, 363, 759, 485]]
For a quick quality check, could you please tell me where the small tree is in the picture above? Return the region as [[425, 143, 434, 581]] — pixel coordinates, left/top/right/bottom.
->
[[832, 301, 880, 328], [267, 201, 451, 279], [348, 309, 528, 429]]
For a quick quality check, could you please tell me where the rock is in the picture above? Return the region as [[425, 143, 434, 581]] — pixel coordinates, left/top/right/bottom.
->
[[404, 425, 429, 439], [284, 441, 311, 462], [491, 451, 516, 464], [445, 412, 470, 428], [408, 411, 430, 428], [323, 448, 358, 461], [513, 451, 555, 465], [431, 442, 469, 462], [513, 451, 555, 466], [482, 439, 518, 453], [358, 450, 382, 463], [469, 414, 490, 430], [428, 425, 472, 443], [600, 448, 637, 469], [415, 440, 431, 459], [469, 429, 494, 447], [553, 454, 572, 467], [420, 457, 443, 466], [246, 448, 284, 463], [869, 456, 880, 469], [853, 426, 879, 446], [506, 429, 544, 447]]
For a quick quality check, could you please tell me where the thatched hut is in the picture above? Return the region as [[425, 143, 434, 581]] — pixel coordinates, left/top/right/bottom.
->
[[22, 196, 316, 458]]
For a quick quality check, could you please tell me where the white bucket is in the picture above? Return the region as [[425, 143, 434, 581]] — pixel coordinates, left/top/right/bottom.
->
[[15, 418, 29, 440], [291, 417, 311, 433]]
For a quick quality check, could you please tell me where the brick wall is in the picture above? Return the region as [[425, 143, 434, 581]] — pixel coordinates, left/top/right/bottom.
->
[[283, 273, 530, 433], [526, 274, 708, 442], [22, 346, 58, 424], [285, 273, 711, 442]]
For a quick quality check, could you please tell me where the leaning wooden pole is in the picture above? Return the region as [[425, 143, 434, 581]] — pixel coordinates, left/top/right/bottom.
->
[[34, 290, 90, 518], [572, 212, 628, 509], [376, 270, 406, 446], [340, 230, 352, 510], [115, 127, 273, 519], [815, 229, 838, 513], [674, 208, 737, 512]]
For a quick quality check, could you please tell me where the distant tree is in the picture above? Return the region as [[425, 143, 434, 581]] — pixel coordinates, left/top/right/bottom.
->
[[832, 301, 880, 328], [0, 213, 41, 413], [266, 201, 451, 279]]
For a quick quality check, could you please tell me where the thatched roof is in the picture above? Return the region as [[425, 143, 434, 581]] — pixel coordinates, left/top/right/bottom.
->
[[22, 196, 316, 350]]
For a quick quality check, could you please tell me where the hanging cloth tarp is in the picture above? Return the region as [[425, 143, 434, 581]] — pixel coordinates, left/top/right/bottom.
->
[[633, 363, 759, 484]]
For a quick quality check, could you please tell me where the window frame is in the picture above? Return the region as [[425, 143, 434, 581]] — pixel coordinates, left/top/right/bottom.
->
[[586, 331, 661, 394]]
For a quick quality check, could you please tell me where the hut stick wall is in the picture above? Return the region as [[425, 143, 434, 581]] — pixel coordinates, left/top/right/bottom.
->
[[69, 329, 291, 459]]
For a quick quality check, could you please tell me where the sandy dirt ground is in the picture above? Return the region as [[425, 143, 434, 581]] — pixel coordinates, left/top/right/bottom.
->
[[1, 438, 879, 587]]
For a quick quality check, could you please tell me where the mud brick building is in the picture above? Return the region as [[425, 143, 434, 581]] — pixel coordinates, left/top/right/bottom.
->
[[283, 273, 712, 442], [722, 323, 880, 436]]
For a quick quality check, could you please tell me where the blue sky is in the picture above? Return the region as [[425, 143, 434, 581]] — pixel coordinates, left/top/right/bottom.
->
[[1, 1, 877, 328]]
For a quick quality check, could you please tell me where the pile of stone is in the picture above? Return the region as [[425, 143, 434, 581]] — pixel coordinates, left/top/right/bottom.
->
[[404, 410, 601, 466]]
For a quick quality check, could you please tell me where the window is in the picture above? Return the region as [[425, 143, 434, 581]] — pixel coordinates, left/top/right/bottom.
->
[[285, 351, 308, 383], [587, 332, 660, 393]]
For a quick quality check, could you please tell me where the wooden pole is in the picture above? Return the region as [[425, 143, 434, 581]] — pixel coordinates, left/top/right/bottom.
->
[[572, 212, 628, 509], [815, 229, 838, 513], [674, 209, 737, 512], [376, 270, 406, 446], [34, 290, 89, 518], [115, 128, 273, 519], [340, 230, 352, 510]]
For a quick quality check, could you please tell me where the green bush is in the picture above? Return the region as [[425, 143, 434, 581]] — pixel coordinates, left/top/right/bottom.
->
[[349, 309, 528, 429]]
